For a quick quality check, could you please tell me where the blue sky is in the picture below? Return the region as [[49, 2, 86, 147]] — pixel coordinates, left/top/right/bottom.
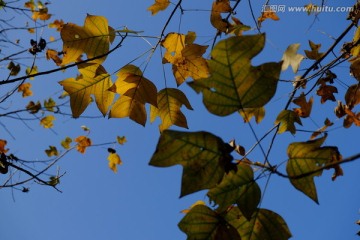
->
[[1, 0, 359, 239]]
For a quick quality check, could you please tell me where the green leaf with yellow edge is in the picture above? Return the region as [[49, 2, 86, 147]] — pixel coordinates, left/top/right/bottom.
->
[[59, 63, 115, 118], [286, 135, 342, 203], [117, 136, 127, 145], [108, 65, 157, 126], [44, 98, 56, 112], [239, 107, 265, 123], [150, 88, 193, 131], [207, 163, 261, 219], [189, 34, 281, 116], [178, 205, 241, 240], [107, 151, 122, 173], [149, 130, 235, 197], [45, 146, 59, 157], [226, 207, 292, 240], [40, 115, 55, 128], [161, 32, 209, 86], [61, 137, 72, 149], [275, 110, 302, 134], [60, 14, 113, 65], [147, 0, 170, 15]]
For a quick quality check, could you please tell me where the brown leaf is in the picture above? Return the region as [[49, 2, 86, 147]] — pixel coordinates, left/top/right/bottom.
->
[[350, 58, 360, 81], [316, 84, 337, 103], [345, 84, 360, 109], [210, 0, 232, 33], [344, 108, 360, 128], [257, 10, 280, 27], [46, 49, 63, 66], [304, 40, 324, 60], [310, 118, 333, 140], [293, 92, 313, 118], [0, 140, 9, 154]]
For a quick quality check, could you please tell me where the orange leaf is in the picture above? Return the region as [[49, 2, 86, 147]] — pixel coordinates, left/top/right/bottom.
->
[[147, 0, 170, 15], [258, 10, 279, 27], [74, 136, 92, 154], [48, 19, 64, 31], [0, 140, 9, 154], [344, 108, 360, 128], [46, 49, 63, 66], [18, 83, 33, 97], [161, 32, 209, 85], [293, 92, 313, 118]]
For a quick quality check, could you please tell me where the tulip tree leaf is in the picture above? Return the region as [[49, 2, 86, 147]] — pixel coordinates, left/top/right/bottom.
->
[[275, 110, 302, 135], [149, 130, 235, 197], [178, 205, 241, 240], [286, 135, 342, 203], [189, 34, 281, 116], [226, 207, 292, 240], [207, 163, 261, 219]]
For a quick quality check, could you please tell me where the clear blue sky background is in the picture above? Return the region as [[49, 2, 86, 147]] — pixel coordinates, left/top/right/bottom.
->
[[1, 0, 359, 239]]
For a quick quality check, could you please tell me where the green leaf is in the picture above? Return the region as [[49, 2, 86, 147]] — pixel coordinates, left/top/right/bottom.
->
[[188, 34, 281, 116], [178, 205, 241, 240], [286, 135, 342, 203], [149, 130, 235, 197], [226, 207, 292, 240], [275, 110, 302, 134], [207, 163, 261, 219]]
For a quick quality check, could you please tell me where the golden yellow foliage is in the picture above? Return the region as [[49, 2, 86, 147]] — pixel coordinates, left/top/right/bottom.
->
[[74, 136, 92, 154]]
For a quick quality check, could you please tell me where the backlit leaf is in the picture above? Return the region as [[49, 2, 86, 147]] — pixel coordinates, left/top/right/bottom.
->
[[226, 207, 292, 240], [147, 0, 170, 15], [345, 84, 360, 108], [60, 15, 113, 65], [210, 0, 232, 33], [44, 98, 56, 112], [48, 19, 64, 31], [189, 34, 281, 116], [286, 135, 342, 203], [18, 83, 33, 97], [258, 10, 280, 27], [161, 32, 209, 85], [207, 163, 261, 218], [178, 205, 241, 240], [26, 101, 41, 114], [150, 88, 193, 131], [59, 63, 115, 117], [117, 136, 127, 145], [74, 136, 92, 154], [275, 110, 302, 134], [109, 65, 157, 126], [316, 83, 338, 103], [26, 66, 38, 79], [239, 107, 265, 123], [45, 146, 58, 157], [181, 200, 206, 214], [281, 43, 305, 73], [149, 130, 235, 197], [304, 40, 324, 60], [40, 115, 55, 128], [292, 92, 313, 118], [107, 152, 122, 173], [61, 137, 72, 149]]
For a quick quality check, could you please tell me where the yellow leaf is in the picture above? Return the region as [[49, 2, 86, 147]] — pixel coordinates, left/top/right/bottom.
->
[[60, 15, 113, 65], [59, 63, 115, 117], [46, 49, 62, 66], [18, 83, 33, 97], [109, 65, 157, 125], [0, 139, 9, 154], [45, 146, 59, 157], [74, 136, 92, 154], [26, 66, 38, 79], [292, 92, 313, 118], [147, 0, 170, 15], [61, 137, 72, 149], [117, 136, 127, 145], [107, 152, 122, 173], [239, 107, 265, 123], [161, 32, 209, 85], [281, 43, 305, 73], [150, 88, 193, 131], [40, 115, 55, 128], [32, 8, 52, 21]]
